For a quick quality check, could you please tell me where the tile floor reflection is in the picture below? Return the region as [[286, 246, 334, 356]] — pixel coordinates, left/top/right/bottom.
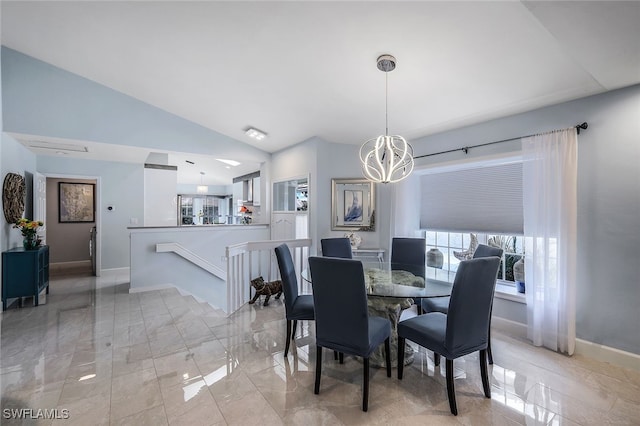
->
[[1, 272, 639, 425]]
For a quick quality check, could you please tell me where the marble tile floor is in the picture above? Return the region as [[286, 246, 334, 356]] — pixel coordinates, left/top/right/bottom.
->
[[1, 272, 639, 425]]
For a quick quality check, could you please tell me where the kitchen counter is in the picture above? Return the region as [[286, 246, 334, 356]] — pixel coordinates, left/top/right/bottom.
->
[[128, 224, 268, 230]]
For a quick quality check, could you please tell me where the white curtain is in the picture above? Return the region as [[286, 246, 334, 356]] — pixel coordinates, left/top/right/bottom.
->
[[522, 128, 577, 355]]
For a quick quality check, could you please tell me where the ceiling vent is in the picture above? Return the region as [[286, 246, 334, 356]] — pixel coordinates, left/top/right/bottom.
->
[[26, 140, 89, 153]]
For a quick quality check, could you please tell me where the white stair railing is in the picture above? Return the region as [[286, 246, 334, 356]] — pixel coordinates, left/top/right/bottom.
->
[[225, 238, 312, 315]]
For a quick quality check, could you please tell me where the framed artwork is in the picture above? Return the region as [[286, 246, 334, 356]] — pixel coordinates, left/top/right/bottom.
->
[[331, 178, 375, 231], [59, 182, 95, 223]]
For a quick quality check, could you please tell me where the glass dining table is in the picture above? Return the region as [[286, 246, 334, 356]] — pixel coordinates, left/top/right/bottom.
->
[[301, 261, 454, 367]]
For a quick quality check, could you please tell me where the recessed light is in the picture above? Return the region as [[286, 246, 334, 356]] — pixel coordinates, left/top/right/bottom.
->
[[216, 158, 241, 167], [245, 127, 267, 141]]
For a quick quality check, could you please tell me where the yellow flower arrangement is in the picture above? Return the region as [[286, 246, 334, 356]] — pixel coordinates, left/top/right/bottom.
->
[[14, 218, 44, 249], [13, 218, 44, 238]]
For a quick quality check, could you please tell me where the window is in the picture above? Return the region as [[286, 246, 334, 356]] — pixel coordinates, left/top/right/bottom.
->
[[419, 156, 525, 285], [425, 231, 524, 285]]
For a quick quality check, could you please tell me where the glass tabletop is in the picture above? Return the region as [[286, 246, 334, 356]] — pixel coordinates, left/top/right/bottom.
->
[[301, 261, 453, 298]]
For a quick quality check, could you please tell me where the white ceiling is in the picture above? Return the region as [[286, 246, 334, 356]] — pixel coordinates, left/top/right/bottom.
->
[[10, 132, 261, 187], [2, 1, 639, 180]]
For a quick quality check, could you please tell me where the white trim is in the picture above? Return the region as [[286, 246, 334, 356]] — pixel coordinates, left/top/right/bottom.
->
[[100, 267, 130, 276], [575, 339, 640, 372], [128, 283, 175, 293], [491, 316, 640, 372], [492, 316, 528, 338], [42, 172, 102, 276], [415, 152, 523, 175], [495, 283, 526, 304], [156, 242, 227, 280]]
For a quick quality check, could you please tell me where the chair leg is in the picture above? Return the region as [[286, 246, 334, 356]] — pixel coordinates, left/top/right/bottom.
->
[[480, 349, 491, 398], [284, 320, 292, 357], [339, 352, 344, 364], [434, 352, 441, 366], [363, 357, 370, 412], [446, 359, 458, 416], [397, 337, 405, 379], [417, 304, 423, 315], [334, 351, 338, 360], [292, 320, 298, 340], [314, 346, 322, 395], [384, 337, 391, 377], [487, 327, 494, 365]]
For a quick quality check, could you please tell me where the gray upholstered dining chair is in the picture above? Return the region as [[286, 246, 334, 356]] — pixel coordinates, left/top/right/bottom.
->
[[320, 237, 353, 259], [391, 237, 426, 313], [391, 237, 426, 275], [421, 243, 504, 363], [275, 244, 315, 357], [398, 256, 501, 416], [308, 256, 392, 412]]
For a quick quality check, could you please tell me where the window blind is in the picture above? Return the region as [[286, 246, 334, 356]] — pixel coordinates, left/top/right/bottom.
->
[[419, 162, 523, 234]]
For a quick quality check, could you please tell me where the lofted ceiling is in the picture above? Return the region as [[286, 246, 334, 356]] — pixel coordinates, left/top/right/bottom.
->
[[2, 1, 639, 181]]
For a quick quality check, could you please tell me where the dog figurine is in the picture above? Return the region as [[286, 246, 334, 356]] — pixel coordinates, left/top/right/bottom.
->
[[249, 276, 283, 306]]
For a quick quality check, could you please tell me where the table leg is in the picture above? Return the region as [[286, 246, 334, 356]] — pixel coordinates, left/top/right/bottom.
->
[[367, 296, 414, 368]]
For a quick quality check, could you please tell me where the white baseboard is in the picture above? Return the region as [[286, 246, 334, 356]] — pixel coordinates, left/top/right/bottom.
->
[[128, 283, 175, 293], [100, 267, 130, 276], [128, 283, 225, 313], [575, 338, 640, 372], [492, 316, 640, 372], [492, 316, 528, 338]]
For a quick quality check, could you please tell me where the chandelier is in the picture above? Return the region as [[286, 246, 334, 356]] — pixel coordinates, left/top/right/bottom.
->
[[196, 171, 208, 194], [360, 55, 414, 184]]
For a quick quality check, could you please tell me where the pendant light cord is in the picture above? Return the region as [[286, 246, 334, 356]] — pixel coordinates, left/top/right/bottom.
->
[[385, 72, 389, 136]]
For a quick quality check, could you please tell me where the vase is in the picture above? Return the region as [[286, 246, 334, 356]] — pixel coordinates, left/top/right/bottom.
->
[[426, 248, 444, 269], [23, 234, 37, 250], [344, 232, 362, 249], [513, 257, 525, 293]]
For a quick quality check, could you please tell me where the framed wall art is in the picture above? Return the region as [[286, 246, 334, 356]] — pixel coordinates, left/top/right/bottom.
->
[[331, 178, 375, 231], [59, 182, 95, 223]]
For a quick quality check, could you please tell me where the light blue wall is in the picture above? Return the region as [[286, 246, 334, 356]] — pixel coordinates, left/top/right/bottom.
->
[[1, 133, 37, 251], [37, 156, 144, 270], [315, 140, 394, 252], [1, 46, 274, 270], [271, 137, 319, 252], [403, 84, 640, 355], [271, 137, 399, 260], [1, 47, 270, 165]]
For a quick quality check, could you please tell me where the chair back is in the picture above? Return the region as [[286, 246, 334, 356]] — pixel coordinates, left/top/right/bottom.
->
[[321, 238, 353, 259], [391, 237, 426, 276], [473, 244, 504, 259], [308, 256, 369, 353], [275, 244, 299, 315], [445, 257, 501, 354]]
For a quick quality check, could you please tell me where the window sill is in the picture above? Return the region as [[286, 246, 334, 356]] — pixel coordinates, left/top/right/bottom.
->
[[495, 282, 526, 304]]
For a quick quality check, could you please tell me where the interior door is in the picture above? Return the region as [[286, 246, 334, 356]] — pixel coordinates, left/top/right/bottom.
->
[[34, 173, 47, 244]]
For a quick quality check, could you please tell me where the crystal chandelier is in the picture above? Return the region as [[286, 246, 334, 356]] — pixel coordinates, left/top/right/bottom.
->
[[360, 55, 414, 184]]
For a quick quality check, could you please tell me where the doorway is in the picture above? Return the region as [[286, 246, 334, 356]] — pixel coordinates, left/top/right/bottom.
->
[[40, 174, 101, 276]]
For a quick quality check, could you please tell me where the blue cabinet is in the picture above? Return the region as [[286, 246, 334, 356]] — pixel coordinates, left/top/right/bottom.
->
[[2, 245, 49, 310]]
